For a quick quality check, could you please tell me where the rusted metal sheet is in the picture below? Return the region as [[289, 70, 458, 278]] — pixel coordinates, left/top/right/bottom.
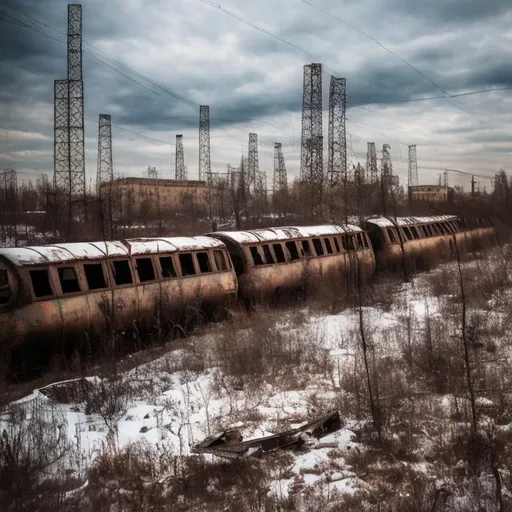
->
[[192, 411, 341, 458]]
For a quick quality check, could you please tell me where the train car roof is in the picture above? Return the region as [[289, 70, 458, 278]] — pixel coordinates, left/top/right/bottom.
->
[[364, 215, 458, 228], [208, 224, 362, 244], [0, 236, 225, 266], [125, 236, 225, 255]]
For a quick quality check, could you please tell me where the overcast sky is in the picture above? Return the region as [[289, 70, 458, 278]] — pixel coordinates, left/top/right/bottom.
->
[[1, 0, 511, 192]]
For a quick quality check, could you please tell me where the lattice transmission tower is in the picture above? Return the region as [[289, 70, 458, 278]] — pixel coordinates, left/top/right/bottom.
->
[[273, 142, 287, 194], [300, 63, 323, 184], [327, 77, 347, 186], [53, 4, 86, 232], [199, 105, 211, 181], [54, 79, 70, 195], [408, 144, 418, 187], [366, 142, 378, 183], [381, 144, 392, 178], [175, 134, 186, 180], [96, 114, 113, 191], [247, 133, 259, 193]]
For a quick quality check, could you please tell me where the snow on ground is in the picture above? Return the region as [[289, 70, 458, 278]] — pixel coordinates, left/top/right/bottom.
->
[[4, 248, 510, 503]]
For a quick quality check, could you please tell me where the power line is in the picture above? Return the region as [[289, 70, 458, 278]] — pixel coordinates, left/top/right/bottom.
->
[[197, 0, 338, 76], [299, 0, 484, 124]]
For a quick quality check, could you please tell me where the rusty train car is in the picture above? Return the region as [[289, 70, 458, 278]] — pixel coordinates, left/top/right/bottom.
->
[[208, 224, 375, 307], [363, 215, 496, 273], [0, 217, 496, 365], [0, 236, 237, 358]]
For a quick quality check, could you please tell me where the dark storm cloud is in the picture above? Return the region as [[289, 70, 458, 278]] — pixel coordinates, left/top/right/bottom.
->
[[1, 0, 511, 179], [388, 0, 511, 25]]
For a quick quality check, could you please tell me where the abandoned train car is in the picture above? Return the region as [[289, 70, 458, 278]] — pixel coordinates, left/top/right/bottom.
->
[[0, 236, 237, 357], [0, 218, 498, 366], [364, 215, 496, 273], [208, 225, 376, 306]]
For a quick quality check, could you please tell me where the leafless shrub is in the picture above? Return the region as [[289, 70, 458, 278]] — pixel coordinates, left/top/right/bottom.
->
[[83, 441, 172, 512], [0, 399, 79, 512], [84, 376, 131, 447], [166, 455, 273, 512], [211, 312, 332, 391]]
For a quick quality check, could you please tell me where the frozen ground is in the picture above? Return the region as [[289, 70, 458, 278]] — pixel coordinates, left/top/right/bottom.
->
[[2, 247, 512, 509]]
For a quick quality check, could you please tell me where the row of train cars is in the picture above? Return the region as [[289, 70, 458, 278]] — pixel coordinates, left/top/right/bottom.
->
[[0, 215, 497, 369]]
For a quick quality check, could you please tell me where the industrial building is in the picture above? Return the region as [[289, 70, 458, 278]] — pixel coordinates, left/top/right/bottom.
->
[[99, 178, 209, 217], [409, 185, 454, 204]]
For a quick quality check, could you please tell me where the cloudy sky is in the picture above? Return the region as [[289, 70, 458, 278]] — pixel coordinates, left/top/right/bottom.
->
[[1, 0, 511, 192]]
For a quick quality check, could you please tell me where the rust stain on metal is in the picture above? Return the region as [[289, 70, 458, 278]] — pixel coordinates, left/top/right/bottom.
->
[[192, 410, 341, 458]]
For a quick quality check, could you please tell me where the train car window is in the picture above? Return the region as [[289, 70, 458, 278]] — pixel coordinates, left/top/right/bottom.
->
[[272, 243, 286, 263], [112, 259, 133, 285], [347, 235, 356, 251], [196, 252, 212, 273], [159, 256, 177, 278], [339, 235, 347, 250], [333, 237, 341, 253], [262, 244, 275, 264], [58, 267, 81, 294], [179, 253, 196, 276], [0, 269, 11, 304], [214, 250, 228, 271], [29, 269, 54, 298], [429, 224, 439, 235], [285, 241, 300, 261], [136, 258, 155, 282], [312, 238, 324, 256], [84, 263, 107, 290], [250, 246, 264, 266], [323, 238, 334, 254], [438, 223, 448, 234], [409, 227, 420, 240], [387, 228, 398, 244], [357, 233, 366, 248], [301, 240, 312, 258]]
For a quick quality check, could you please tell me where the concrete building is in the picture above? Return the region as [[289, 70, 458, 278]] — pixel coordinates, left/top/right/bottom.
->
[[409, 185, 454, 204], [99, 178, 209, 218]]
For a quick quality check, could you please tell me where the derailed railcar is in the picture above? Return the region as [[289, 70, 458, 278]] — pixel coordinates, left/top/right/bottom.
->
[[207, 225, 376, 306], [363, 215, 496, 273], [0, 236, 237, 362]]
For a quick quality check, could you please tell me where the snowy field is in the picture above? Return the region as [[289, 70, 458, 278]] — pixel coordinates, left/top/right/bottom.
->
[[2, 246, 512, 510]]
